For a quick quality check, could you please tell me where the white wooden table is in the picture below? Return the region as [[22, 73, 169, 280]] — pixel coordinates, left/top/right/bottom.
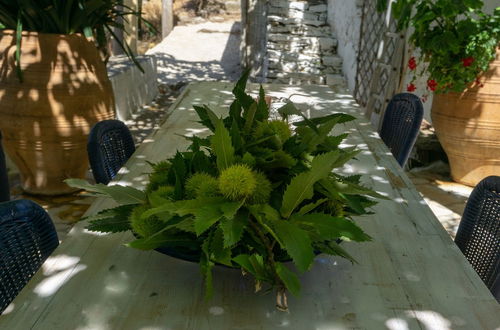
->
[[2, 82, 499, 329]]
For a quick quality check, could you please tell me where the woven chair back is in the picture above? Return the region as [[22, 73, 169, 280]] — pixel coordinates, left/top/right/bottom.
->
[[87, 120, 136, 184], [379, 93, 424, 167], [455, 176, 500, 302], [0, 199, 59, 312]]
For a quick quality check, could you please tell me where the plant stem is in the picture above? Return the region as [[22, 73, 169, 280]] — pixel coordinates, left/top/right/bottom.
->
[[247, 216, 288, 310]]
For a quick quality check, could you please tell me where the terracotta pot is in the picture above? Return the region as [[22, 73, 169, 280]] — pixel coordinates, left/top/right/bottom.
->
[[0, 31, 115, 195], [432, 49, 500, 186]]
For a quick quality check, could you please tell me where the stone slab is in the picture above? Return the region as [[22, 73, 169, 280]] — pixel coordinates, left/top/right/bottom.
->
[[107, 55, 158, 121]]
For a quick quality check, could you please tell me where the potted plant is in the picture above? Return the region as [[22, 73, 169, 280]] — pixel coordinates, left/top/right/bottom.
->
[[378, 0, 500, 186], [67, 73, 384, 310], [0, 0, 150, 195]]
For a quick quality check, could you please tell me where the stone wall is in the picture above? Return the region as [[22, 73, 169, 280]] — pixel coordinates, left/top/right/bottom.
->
[[326, 0, 363, 92], [265, 0, 344, 86]]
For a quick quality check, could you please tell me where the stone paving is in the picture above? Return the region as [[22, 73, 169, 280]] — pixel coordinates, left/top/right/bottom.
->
[[407, 164, 473, 238]]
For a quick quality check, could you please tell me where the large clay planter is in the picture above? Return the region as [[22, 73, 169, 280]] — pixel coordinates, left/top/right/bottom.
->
[[0, 31, 115, 195], [432, 49, 500, 186]]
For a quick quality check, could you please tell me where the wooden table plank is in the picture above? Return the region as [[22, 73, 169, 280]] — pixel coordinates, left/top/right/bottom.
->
[[1, 82, 498, 329]]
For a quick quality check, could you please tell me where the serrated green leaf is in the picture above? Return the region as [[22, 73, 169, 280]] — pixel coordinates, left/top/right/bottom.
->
[[232, 69, 254, 110], [201, 239, 215, 300], [193, 105, 216, 131], [233, 254, 255, 274], [173, 216, 196, 233], [297, 198, 328, 215], [233, 254, 272, 282], [317, 241, 357, 264], [277, 102, 317, 133], [291, 213, 371, 242], [243, 102, 258, 135], [85, 205, 135, 233], [210, 227, 232, 266], [320, 178, 388, 199], [255, 85, 269, 121], [276, 262, 301, 296], [171, 152, 187, 199], [272, 221, 314, 272], [221, 200, 244, 218], [194, 205, 224, 236], [280, 151, 340, 218], [65, 179, 146, 205], [220, 210, 247, 248], [211, 119, 235, 170]]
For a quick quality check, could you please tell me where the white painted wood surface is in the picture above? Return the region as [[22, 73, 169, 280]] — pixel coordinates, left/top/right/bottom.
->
[[1, 82, 498, 329]]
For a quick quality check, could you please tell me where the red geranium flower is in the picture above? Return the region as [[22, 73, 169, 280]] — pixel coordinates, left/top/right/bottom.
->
[[406, 83, 417, 92], [462, 57, 474, 67], [408, 57, 417, 70], [427, 79, 438, 91]]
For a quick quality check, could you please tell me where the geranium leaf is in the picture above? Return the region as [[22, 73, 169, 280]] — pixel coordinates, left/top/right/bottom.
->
[[276, 262, 301, 296], [211, 119, 235, 171], [280, 151, 340, 218], [272, 221, 314, 272], [65, 179, 146, 205]]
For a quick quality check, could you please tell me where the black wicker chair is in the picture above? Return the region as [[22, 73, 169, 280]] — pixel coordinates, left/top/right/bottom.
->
[[0, 131, 10, 202], [0, 199, 59, 312], [455, 176, 500, 302], [87, 120, 136, 185], [379, 93, 424, 167]]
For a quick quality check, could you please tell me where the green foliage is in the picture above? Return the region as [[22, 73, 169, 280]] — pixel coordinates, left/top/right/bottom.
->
[[218, 164, 257, 201], [0, 0, 156, 80], [185, 173, 219, 198], [378, 0, 500, 93], [76, 72, 382, 310], [130, 205, 165, 238]]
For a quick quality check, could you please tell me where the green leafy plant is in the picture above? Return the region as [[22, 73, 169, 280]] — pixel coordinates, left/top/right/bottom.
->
[[378, 0, 500, 93], [67, 72, 384, 310], [0, 0, 156, 81]]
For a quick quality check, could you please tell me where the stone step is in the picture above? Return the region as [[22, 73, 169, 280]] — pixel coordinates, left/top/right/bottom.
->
[[267, 41, 335, 56], [267, 34, 338, 52], [326, 74, 345, 86], [268, 0, 309, 11], [268, 23, 331, 37], [268, 49, 322, 63], [268, 7, 327, 21], [268, 61, 324, 75], [322, 55, 343, 67], [267, 71, 326, 85], [268, 15, 328, 27]]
